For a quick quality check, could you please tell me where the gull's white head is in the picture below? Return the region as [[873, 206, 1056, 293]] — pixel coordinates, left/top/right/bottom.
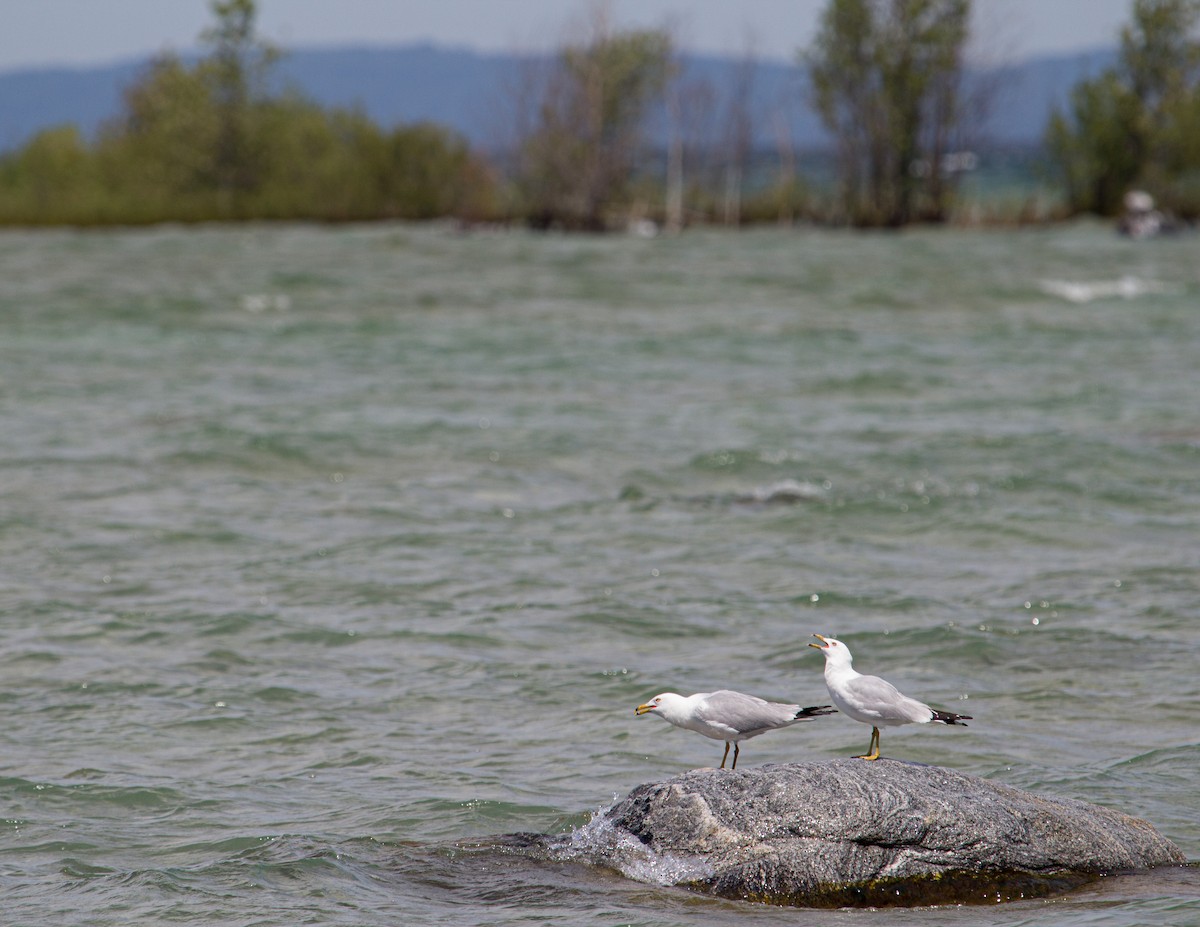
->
[[809, 634, 853, 667], [635, 693, 686, 721]]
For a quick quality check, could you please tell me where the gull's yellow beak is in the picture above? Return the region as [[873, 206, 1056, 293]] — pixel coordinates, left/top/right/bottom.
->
[[635, 703, 655, 716], [808, 633, 829, 650]]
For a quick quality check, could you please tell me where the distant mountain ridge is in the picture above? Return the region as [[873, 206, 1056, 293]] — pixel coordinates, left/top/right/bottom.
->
[[0, 43, 1116, 153]]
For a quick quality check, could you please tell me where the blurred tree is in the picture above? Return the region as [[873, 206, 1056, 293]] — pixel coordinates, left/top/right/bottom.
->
[[95, 0, 275, 219], [720, 46, 757, 227], [198, 0, 279, 209], [806, 0, 971, 226], [662, 66, 719, 230], [105, 55, 221, 215], [1044, 73, 1143, 217], [0, 126, 105, 223], [385, 123, 483, 219], [1045, 0, 1200, 216], [514, 9, 674, 230]]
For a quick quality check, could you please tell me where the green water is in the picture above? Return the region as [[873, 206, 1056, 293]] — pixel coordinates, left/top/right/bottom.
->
[[1, 221, 1198, 925]]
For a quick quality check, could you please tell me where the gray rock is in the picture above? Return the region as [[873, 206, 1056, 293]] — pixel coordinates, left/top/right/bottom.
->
[[535, 760, 1186, 907]]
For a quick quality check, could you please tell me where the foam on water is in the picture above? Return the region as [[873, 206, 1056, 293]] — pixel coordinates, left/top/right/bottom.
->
[[557, 809, 715, 887]]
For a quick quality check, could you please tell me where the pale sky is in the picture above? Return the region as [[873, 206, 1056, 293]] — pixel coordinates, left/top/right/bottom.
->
[[3, 0, 1136, 72]]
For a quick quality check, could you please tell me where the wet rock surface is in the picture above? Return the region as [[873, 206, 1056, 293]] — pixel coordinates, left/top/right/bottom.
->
[[523, 760, 1187, 907]]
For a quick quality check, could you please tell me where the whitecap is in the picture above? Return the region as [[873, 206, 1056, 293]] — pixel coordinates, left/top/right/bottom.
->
[[745, 479, 827, 505], [1038, 276, 1173, 304], [240, 293, 292, 312]]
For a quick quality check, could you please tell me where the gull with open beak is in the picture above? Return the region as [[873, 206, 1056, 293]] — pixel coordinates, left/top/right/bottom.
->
[[809, 634, 971, 760]]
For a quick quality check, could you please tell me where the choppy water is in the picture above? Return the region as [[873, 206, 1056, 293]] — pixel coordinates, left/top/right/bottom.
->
[[1, 221, 1198, 925]]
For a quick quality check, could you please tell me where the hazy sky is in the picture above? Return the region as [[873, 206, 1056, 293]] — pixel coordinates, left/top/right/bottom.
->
[[3, 0, 1136, 72]]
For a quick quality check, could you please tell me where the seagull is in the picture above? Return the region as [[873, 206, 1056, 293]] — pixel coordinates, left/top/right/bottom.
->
[[809, 634, 971, 761], [635, 690, 836, 769]]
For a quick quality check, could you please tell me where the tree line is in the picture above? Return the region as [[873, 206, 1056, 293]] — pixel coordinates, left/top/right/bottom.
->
[[2, 0, 1198, 229], [0, 0, 493, 226]]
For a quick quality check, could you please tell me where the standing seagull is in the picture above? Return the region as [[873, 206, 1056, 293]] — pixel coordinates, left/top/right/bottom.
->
[[809, 634, 971, 761], [635, 690, 835, 769]]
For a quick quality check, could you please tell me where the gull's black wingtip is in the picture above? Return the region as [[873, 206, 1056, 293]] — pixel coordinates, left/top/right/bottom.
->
[[796, 705, 837, 720]]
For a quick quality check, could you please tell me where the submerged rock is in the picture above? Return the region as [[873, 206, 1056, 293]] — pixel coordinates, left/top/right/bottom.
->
[[533, 760, 1186, 907]]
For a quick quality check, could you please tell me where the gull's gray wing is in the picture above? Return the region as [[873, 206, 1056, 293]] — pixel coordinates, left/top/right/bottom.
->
[[844, 674, 932, 723], [695, 690, 800, 736]]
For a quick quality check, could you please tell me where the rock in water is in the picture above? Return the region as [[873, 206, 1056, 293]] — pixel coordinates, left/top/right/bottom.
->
[[542, 760, 1186, 907]]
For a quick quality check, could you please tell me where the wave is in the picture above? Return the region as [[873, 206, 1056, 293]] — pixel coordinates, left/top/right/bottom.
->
[[477, 810, 715, 888]]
